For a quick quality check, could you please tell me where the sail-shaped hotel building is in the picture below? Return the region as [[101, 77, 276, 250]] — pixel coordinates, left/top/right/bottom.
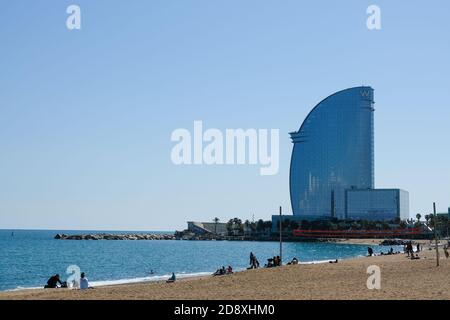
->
[[280, 87, 409, 223]]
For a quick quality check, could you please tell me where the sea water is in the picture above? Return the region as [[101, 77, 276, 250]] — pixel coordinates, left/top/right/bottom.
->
[[0, 229, 396, 291]]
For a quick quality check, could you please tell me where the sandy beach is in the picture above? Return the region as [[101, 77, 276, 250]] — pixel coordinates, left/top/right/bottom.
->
[[1, 242, 449, 300]]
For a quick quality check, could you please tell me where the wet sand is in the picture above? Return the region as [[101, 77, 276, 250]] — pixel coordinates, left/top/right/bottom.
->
[[1, 245, 449, 300]]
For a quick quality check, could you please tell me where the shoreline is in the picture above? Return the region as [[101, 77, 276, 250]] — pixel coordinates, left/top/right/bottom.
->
[[2, 240, 449, 300], [1, 257, 346, 294], [0, 238, 435, 294]]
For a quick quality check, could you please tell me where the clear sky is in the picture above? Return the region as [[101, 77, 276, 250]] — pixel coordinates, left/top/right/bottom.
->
[[1, 1, 449, 231]]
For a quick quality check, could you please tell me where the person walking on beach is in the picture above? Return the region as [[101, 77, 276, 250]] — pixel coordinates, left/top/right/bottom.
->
[[416, 243, 420, 252], [406, 242, 413, 257], [444, 246, 449, 259], [249, 252, 259, 269]]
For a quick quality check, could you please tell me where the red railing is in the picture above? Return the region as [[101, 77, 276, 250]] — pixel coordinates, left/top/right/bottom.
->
[[292, 228, 423, 238]]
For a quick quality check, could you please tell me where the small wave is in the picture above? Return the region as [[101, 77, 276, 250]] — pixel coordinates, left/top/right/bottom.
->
[[5, 271, 213, 292], [89, 271, 212, 287], [300, 259, 337, 265], [6, 286, 42, 292]]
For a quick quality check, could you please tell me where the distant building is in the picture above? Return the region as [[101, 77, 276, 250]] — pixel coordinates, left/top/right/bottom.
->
[[345, 189, 409, 221], [187, 221, 228, 236], [436, 207, 450, 218], [288, 87, 409, 221], [271, 190, 409, 232]]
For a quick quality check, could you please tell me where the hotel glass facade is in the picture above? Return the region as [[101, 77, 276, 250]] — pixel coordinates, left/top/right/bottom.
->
[[290, 87, 375, 219], [345, 189, 410, 221]]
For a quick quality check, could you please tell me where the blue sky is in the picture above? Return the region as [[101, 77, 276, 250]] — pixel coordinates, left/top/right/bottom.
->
[[1, 1, 449, 230]]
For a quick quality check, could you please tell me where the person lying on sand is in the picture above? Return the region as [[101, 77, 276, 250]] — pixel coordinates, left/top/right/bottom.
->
[[329, 259, 338, 264]]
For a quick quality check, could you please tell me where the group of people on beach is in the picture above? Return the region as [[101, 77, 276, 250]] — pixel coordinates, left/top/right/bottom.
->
[[404, 242, 420, 256], [213, 266, 233, 276], [367, 241, 423, 259], [265, 255, 282, 268], [249, 252, 302, 268], [44, 272, 92, 290], [368, 246, 409, 257]]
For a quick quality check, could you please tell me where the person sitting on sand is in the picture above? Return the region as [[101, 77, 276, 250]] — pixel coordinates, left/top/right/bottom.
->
[[367, 247, 374, 257], [166, 272, 176, 283], [80, 272, 92, 290], [291, 257, 299, 265], [226, 266, 233, 274], [44, 274, 64, 289], [213, 266, 226, 276]]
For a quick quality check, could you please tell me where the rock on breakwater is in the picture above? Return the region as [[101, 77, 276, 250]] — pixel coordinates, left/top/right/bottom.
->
[[54, 233, 176, 240]]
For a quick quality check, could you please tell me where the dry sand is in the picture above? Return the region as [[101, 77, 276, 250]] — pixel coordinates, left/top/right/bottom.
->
[[1, 244, 449, 300]]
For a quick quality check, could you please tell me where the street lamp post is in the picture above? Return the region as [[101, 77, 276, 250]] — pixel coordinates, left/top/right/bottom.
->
[[433, 202, 440, 267], [279, 206, 282, 265]]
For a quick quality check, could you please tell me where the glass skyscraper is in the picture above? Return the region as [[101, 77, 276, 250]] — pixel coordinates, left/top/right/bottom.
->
[[289, 87, 375, 219]]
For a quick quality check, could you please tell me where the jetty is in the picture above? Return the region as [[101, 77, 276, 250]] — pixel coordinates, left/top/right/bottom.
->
[[54, 233, 175, 240]]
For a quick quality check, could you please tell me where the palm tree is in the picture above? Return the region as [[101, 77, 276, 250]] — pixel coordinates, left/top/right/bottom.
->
[[226, 219, 234, 236], [236, 219, 244, 235], [213, 217, 220, 234], [244, 220, 251, 235], [256, 219, 265, 233], [416, 213, 421, 223]]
